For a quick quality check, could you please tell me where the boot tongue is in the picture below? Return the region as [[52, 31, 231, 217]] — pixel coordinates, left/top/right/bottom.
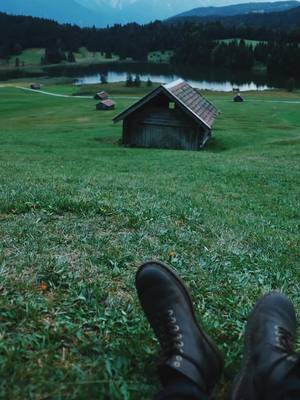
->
[[158, 354, 206, 392]]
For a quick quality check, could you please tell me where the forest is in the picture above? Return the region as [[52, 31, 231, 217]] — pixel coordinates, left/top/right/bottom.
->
[[1, 11, 300, 77]]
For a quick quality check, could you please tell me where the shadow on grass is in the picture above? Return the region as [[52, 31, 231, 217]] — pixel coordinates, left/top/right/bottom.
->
[[93, 136, 121, 145], [204, 137, 229, 153]]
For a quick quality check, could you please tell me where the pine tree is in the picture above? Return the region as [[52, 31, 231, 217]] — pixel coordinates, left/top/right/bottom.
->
[[286, 77, 295, 92], [100, 74, 108, 84], [126, 74, 133, 87], [67, 51, 75, 63], [134, 74, 141, 87]]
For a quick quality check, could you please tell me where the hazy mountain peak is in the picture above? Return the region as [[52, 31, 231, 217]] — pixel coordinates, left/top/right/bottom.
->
[[76, 0, 138, 10]]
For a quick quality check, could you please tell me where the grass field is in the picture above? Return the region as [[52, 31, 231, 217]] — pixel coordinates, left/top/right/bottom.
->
[[217, 39, 268, 47], [0, 82, 300, 399], [147, 51, 174, 63], [0, 47, 121, 72], [74, 47, 120, 64]]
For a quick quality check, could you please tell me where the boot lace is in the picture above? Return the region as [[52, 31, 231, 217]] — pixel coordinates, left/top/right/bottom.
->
[[275, 325, 294, 353], [149, 308, 184, 358]]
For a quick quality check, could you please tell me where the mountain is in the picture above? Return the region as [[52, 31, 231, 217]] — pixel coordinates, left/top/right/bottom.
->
[[169, 0, 299, 20], [0, 0, 208, 25], [168, 2, 300, 29], [1, 0, 300, 26], [0, 0, 113, 26]]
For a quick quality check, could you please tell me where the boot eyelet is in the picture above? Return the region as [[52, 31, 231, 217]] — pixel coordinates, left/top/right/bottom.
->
[[167, 309, 174, 316], [175, 355, 183, 362], [174, 361, 181, 368], [174, 340, 184, 349], [172, 325, 180, 332]]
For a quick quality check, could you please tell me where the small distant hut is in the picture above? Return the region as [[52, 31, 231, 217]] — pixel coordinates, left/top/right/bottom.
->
[[113, 79, 218, 151], [30, 83, 41, 90], [233, 93, 244, 102], [96, 99, 116, 111], [94, 91, 109, 100]]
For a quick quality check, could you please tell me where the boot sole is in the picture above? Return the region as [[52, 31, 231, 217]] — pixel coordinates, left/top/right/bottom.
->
[[136, 260, 224, 384], [231, 291, 282, 400]]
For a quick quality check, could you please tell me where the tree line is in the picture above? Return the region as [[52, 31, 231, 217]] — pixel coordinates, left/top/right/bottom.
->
[[1, 12, 300, 77]]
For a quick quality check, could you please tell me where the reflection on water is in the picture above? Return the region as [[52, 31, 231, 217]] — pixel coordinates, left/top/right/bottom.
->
[[75, 71, 271, 91], [45, 62, 292, 91]]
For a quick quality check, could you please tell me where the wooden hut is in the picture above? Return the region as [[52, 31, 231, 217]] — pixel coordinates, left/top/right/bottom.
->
[[234, 93, 244, 102], [94, 91, 109, 100], [30, 83, 41, 90], [113, 79, 218, 151], [96, 99, 116, 111]]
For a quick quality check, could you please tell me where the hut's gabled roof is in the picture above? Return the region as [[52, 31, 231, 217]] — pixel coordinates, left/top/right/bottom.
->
[[101, 99, 115, 106], [164, 80, 218, 128], [113, 79, 218, 129], [97, 99, 116, 108], [95, 91, 109, 99]]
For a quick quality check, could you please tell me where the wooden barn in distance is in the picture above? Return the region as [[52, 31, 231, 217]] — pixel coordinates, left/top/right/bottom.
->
[[234, 93, 244, 102], [113, 79, 218, 151], [96, 99, 116, 111], [95, 91, 109, 100], [30, 83, 41, 90]]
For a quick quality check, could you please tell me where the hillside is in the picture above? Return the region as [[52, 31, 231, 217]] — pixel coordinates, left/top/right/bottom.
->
[[1, 0, 300, 26], [170, 0, 299, 19], [0, 81, 299, 399], [0, 0, 112, 27], [0, 0, 204, 26], [169, 3, 300, 29]]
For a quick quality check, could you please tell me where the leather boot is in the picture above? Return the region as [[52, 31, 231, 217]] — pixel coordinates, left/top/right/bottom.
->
[[135, 261, 223, 396], [232, 291, 299, 400]]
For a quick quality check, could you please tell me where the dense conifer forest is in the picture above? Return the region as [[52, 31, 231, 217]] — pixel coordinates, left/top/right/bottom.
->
[[1, 11, 300, 76]]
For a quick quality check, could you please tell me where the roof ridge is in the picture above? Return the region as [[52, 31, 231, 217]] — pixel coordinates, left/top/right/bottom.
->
[[113, 79, 218, 129], [163, 79, 184, 89]]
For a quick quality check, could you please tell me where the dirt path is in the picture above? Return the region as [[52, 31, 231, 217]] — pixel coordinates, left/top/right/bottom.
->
[[16, 86, 93, 99], [3, 86, 300, 104], [15, 86, 140, 100]]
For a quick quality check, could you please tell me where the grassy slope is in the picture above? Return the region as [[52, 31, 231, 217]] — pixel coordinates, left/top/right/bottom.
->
[[217, 39, 268, 47], [0, 84, 299, 399], [0, 47, 121, 72], [74, 47, 120, 64], [147, 51, 174, 63]]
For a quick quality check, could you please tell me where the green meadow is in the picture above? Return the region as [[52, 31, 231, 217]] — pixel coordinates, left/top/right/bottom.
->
[[217, 38, 268, 47], [0, 82, 299, 399], [1, 47, 120, 69]]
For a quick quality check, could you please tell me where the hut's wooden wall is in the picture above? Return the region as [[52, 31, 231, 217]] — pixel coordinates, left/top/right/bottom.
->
[[122, 95, 208, 150]]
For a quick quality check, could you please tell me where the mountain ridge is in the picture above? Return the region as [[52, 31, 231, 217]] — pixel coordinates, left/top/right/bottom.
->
[[170, 0, 299, 19], [168, 2, 300, 29], [1, 0, 299, 26]]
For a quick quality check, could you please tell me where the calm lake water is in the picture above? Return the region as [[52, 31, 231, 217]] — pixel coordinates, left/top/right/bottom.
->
[[76, 71, 271, 91], [72, 63, 287, 91]]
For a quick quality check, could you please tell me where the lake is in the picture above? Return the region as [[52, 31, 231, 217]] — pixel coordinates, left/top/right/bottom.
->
[[72, 62, 288, 91]]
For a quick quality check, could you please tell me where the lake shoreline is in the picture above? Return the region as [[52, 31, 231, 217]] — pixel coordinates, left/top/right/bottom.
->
[[0, 60, 298, 91]]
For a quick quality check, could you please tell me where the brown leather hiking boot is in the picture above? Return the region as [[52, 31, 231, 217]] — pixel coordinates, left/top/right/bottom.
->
[[232, 291, 299, 400], [135, 261, 223, 395]]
